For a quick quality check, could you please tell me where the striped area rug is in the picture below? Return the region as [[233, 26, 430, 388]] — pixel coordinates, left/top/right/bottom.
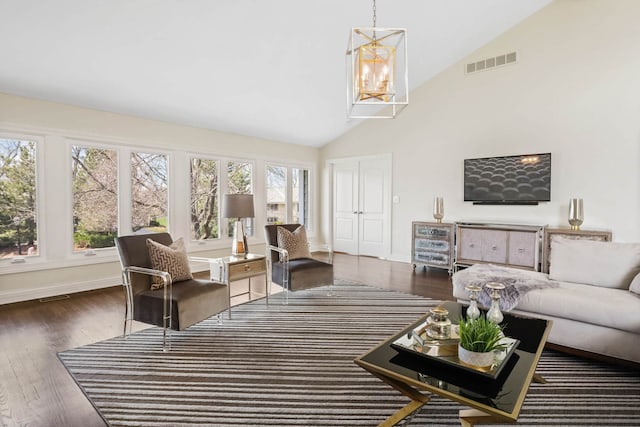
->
[[58, 281, 640, 426]]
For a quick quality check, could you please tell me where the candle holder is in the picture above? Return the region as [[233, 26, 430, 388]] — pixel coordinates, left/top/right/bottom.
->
[[485, 282, 505, 324], [464, 284, 482, 320], [426, 307, 452, 340]]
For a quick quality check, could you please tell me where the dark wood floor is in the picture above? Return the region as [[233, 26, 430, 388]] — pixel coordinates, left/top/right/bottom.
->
[[0, 253, 453, 427]]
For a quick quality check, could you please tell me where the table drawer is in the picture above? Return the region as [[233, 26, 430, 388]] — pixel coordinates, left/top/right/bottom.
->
[[228, 258, 266, 280]]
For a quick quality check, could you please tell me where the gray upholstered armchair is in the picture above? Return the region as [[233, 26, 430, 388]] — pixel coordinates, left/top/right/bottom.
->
[[264, 224, 333, 302], [115, 232, 229, 350]]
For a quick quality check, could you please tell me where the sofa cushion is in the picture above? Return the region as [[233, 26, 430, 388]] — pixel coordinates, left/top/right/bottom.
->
[[277, 225, 312, 261], [549, 237, 640, 289], [146, 237, 193, 289], [514, 281, 640, 334], [630, 272, 640, 295]]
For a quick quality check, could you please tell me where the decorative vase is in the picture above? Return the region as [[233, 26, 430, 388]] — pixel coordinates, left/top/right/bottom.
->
[[426, 307, 451, 339], [458, 344, 495, 369], [568, 198, 584, 230], [433, 197, 444, 223]]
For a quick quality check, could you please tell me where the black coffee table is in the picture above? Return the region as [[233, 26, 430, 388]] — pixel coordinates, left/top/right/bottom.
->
[[354, 301, 552, 426]]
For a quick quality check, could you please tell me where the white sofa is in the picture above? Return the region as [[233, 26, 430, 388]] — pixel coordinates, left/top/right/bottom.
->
[[452, 237, 640, 364]]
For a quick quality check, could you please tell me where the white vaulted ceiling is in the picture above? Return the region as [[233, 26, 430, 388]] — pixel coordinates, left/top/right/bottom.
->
[[0, 0, 551, 147]]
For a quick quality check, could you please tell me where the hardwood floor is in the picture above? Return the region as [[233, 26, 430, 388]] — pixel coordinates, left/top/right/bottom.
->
[[0, 254, 451, 427]]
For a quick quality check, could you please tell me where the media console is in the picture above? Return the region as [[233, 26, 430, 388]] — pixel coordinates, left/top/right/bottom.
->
[[454, 222, 544, 271]]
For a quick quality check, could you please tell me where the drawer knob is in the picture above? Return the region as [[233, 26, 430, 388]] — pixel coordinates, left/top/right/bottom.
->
[[491, 245, 498, 250], [469, 243, 475, 248], [244, 264, 251, 271], [518, 248, 525, 253]]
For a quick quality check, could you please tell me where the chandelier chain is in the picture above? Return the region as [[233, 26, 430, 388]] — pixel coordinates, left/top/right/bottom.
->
[[372, 0, 377, 28]]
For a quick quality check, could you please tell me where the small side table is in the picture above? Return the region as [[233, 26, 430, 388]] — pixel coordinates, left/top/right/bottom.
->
[[208, 253, 267, 319]]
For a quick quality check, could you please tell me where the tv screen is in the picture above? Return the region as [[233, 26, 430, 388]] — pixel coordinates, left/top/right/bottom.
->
[[464, 153, 551, 204]]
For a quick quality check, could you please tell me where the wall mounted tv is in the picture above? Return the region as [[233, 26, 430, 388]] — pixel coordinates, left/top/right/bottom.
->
[[464, 153, 551, 205]]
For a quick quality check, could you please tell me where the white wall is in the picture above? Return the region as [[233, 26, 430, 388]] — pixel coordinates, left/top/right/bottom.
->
[[0, 93, 320, 303], [321, 0, 640, 262]]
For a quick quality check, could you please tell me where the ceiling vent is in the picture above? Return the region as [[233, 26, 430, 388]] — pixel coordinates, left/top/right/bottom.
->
[[466, 51, 517, 74]]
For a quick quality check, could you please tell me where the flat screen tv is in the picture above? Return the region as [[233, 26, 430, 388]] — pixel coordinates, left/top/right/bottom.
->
[[464, 153, 551, 204]]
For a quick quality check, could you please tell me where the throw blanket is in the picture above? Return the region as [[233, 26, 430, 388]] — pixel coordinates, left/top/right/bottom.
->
[[452, 263, 559, 311]]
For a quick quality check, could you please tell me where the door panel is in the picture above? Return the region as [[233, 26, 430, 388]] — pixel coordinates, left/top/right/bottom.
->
[[358, 157, 389, 257], [333, 163, 358, 254]]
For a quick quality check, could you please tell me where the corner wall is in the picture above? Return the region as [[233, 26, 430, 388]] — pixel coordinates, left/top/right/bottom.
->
[[320, 0, 640, 261]]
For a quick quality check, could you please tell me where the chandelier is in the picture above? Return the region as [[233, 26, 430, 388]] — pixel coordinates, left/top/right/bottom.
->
[[346, 0, 408, 118]]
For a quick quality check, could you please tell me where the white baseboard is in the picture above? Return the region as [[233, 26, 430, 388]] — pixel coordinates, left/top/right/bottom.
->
[[387, 253, 411, 263], [0, 275, 121, 305]]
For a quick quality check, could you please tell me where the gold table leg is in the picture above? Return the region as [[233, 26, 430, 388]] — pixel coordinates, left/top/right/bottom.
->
[[378, 399, 429, 427], [532, 372, 548, 384], [459, 408, 510, 427]]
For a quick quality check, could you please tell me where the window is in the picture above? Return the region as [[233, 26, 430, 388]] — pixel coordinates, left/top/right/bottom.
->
[[227, 161, 253, 237], [0, 139, 38, 259], [266, 165, 310, 226], [189, 157, 253, 241], [190, 157, 219, 240], [292, 167, 309, 225], [131, 152, 168, 233], [266, 165, 286, 225], [71, 146, 118, 252]]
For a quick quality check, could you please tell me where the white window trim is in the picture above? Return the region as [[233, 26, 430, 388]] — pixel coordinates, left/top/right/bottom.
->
[[0, 131, 46, 268], [264, 160, 315, 236]]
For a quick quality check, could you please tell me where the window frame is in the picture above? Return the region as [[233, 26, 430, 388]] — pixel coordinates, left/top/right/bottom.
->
[[0, 132, 45, 267], [186, 153, 256, 249], [264, 161, 314, 233], [70, 143, 120, 255]]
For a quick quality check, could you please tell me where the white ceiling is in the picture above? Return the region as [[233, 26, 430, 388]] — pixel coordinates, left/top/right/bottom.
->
[[0, 0, 551, 147]]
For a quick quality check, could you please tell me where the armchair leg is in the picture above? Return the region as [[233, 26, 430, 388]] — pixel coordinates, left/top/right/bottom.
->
[[162, 327, 171, 352]]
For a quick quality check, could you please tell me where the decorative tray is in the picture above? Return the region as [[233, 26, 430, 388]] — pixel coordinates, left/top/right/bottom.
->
[[390, 320, 519, 379]]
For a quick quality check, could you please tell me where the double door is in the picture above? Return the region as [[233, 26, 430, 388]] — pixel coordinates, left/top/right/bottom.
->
[[332, 156, 391, 258]]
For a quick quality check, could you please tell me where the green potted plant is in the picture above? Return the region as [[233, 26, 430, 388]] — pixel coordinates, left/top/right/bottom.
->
[[457, 315, 507, 369]]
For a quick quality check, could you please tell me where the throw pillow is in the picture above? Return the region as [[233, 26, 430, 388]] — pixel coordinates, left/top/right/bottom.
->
[[630, 272, 640, 295], [146, 237, 193, 289], [277, 225, 312, 261], [549, 237, 640, 289]]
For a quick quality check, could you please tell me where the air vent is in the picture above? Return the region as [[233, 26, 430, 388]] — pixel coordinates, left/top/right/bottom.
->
[[465, 51, 517, 74]]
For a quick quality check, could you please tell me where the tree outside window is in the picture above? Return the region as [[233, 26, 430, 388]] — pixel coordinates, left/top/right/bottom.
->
[[71, 146, 118, 251], [227, 161, 253, 237], [0, 139, 37, 258], [190, 157, 219, 240], [131, 152, 168, 233]]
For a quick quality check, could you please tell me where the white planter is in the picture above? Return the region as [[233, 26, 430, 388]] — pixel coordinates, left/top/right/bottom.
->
[[457, 344, 495, 369]]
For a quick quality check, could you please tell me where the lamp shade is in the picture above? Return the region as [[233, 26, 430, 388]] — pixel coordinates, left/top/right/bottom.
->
[[222, 194, 255, 218]]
